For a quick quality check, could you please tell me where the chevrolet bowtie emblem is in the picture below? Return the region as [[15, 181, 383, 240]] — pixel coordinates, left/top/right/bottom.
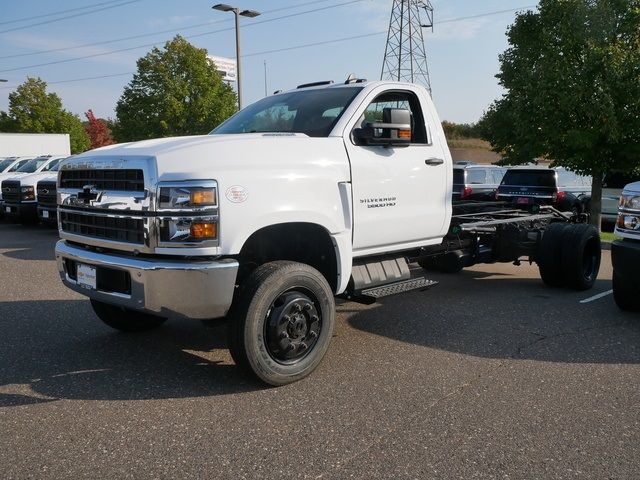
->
[[76, 185, 101, 205]]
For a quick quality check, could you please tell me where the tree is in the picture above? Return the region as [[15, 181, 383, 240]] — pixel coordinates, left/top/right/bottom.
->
[[479, 0, 640, 227], [0, 77, 90, 154], [114, 36, 238, 142], [84, 109, 115, 149]]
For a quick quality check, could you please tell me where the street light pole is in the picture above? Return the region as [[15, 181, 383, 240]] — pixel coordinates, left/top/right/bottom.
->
[[212, 4, 261, 110], [234, 8, 242, 109]]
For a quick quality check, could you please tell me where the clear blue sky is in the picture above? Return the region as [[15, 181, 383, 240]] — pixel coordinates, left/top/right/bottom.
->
[[0, 0, 537, 124]]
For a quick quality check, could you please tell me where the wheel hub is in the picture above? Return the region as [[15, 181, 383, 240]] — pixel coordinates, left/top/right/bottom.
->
[[265, 291, 321, 363]]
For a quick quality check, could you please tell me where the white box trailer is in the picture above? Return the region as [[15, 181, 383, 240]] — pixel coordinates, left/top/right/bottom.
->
[[0, 133, 71, 157]]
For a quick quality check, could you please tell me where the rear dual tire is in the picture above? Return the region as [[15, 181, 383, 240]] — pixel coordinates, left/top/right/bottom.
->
[[537, 223, 601, 290]]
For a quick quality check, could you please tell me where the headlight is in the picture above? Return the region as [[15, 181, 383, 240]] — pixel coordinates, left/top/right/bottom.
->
[[157, 181, 219, 246], [619, 194, 640, 211], [158, 185, 217, 210], [160, 218, 218, 243], [21, 186, 35, 201], [617, 214, 640, 231]]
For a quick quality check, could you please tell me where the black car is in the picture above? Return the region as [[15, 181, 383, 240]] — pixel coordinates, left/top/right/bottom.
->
[[453, 165, 507, 201], [496, 167, 591, 213]]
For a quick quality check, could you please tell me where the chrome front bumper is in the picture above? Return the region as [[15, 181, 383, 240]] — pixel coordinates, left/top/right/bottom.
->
[[55, 240, 238, 319]]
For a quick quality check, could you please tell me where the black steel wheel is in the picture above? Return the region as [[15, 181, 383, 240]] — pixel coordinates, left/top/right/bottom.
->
[[264, 291, 322, 364], [227, 261, 335, 386]]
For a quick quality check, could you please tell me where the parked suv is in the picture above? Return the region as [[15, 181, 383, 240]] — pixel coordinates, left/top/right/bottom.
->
[[452, 165, 507, 201], [496, 166, 591, 213]]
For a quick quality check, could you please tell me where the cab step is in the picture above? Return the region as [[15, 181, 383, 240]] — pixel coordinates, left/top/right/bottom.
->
[[346, 276, 439, 305]]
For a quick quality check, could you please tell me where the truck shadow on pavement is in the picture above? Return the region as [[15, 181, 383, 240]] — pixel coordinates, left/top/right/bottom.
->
[[0, 299, 262, 408], [0, 224, 58, 261], [347, 270, 640, 365]]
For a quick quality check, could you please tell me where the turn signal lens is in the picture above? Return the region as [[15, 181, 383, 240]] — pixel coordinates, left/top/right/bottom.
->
[[190, 222, 217, 239], [398, 129, 412, 139], [191, 189, 216, 206]]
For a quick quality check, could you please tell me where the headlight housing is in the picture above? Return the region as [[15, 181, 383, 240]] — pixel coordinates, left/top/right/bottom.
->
[[619, 194, 640, 212], [159, 185, 217, 210], [156, 181, 219, 247], [21, 186, 35, 201]]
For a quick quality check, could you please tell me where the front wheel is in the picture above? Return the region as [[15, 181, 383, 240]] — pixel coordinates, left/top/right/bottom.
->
[[227, 261, 335, 386], [613, 272, 640, 312], [90, 300, 167, 332]]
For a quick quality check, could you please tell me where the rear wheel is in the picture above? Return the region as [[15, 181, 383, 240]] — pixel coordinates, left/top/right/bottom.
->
[[90, 300, 167, 332], [560, 224, 601, 290], [613, 272, 640, 312], [227, 261, 335, 386], [537, 222, 571, 287]]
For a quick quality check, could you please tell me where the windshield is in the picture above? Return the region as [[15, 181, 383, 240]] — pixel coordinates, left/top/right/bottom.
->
[[42, 158, 63, 172], [0, 159, 14, 172], [212, 87, 363, 138], [501, 170, 556, 188], [8, 159, 30, 172], [16, 158, 51, 173]]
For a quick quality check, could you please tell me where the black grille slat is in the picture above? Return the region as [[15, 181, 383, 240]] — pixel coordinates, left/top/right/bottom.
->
[[60, 211, 144, 244], [60, 169, 144, 192], [2, 180, 21, 203], [37, 181, 57, 206]]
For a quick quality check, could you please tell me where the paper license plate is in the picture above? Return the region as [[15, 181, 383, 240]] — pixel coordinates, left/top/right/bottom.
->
[[516, 197, 532, 205], [77, 263, 97, 290], [42, 210, 49, 219], [5, 206, 10, 213]]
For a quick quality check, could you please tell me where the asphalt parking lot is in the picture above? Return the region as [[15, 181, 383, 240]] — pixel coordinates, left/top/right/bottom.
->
[[1, 222, 639, 479]]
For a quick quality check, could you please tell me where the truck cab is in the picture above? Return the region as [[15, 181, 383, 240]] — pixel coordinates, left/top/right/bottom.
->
[[612, 181, 640, 312], [54, 79, 601, 386]]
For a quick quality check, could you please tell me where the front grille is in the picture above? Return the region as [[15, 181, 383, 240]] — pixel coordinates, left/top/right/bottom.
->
[[1, 180, 21, 203], [37, 181, 57, 206], [60, 211, 145, 244], [60, 169, 144, 192]]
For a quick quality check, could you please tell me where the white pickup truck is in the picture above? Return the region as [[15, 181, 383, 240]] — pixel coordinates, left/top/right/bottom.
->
[[612, 182, 640, 311], [55, 79, 602, 385]]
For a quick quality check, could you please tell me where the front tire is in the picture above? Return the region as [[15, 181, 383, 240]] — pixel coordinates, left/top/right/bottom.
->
[[613, 272, 640, 312], [90, 300, 167, 332], [227, 261, 335, 386]]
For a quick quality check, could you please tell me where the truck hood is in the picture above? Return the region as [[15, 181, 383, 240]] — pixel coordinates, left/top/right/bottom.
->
[[623, 181, 640, 194], [10, 171, 57, 187], [70, 133, 348, 181]]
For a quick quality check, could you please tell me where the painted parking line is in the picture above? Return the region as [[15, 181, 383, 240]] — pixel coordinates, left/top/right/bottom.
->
[[580, 289, 613, 304]]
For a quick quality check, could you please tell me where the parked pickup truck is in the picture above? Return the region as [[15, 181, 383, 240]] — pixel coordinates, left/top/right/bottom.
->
[[612, 181, 640, 312], [1, 156, 65, 222], [55, 79, 602, 385]]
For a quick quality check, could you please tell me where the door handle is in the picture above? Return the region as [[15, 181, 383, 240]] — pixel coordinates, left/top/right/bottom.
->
[[425, 157, 444, 166]]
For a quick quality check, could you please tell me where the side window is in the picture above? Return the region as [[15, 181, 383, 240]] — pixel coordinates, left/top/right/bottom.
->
[[467, 169, 487, 184], [358, 90, 429, 144], [492, 169, 506, 184]]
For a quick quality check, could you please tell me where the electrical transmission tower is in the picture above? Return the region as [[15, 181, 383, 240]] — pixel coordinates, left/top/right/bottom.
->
[[381, 0, 434, 94]]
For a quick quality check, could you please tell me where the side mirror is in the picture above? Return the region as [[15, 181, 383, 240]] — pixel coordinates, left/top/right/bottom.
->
[[353, 108, 412, 148]]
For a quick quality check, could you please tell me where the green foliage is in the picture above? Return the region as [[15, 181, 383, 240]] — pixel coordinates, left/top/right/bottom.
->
[[441, 121, 480, 141], [114, 36, 238, 142], [480, 0, 640, 177], [0, 77, 90, 153]]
